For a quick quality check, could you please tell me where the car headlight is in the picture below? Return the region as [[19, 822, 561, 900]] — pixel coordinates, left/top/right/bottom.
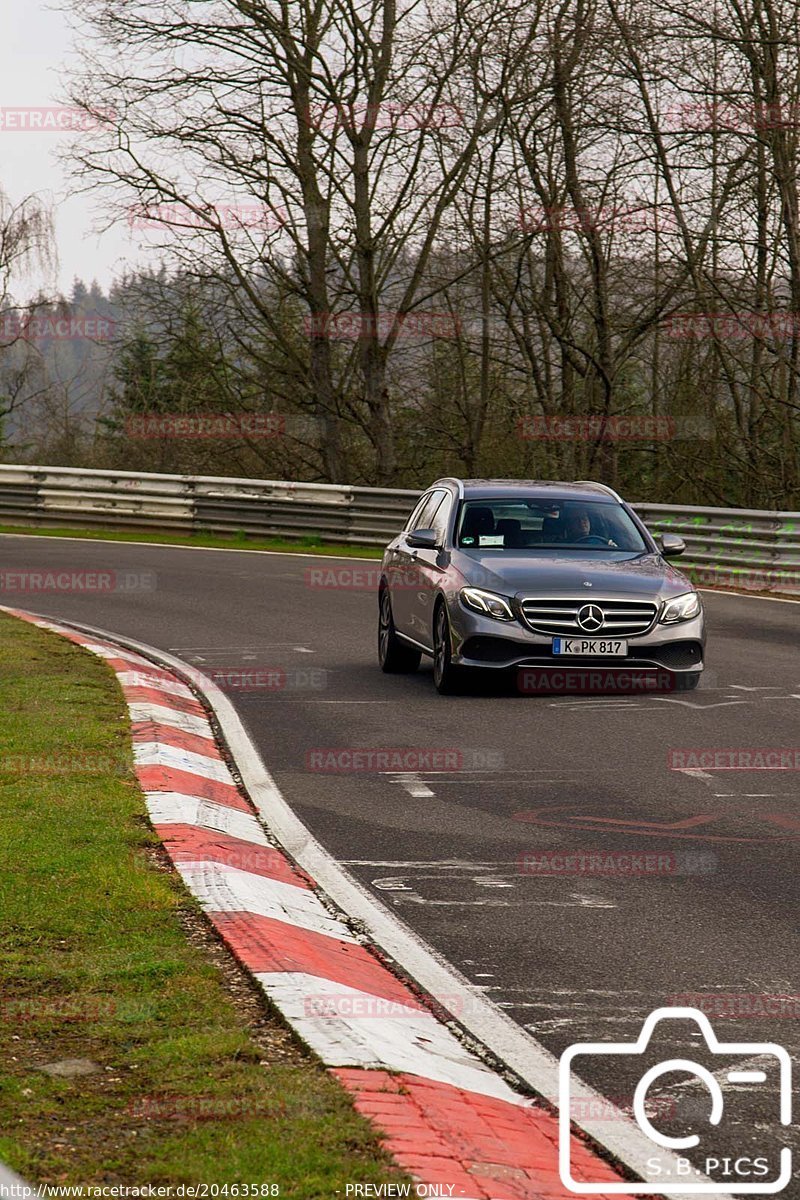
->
[[460, 587, 515, 621], [660, 591, 701, 623]]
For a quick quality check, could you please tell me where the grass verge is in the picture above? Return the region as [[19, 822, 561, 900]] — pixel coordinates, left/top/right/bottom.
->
[[0, 524, 382, 559], [0, 611, 405, 1194]]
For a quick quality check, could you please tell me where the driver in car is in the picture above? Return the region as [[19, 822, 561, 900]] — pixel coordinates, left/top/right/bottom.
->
[[564, 508, 592, 540], [564, 507, 618, 547]]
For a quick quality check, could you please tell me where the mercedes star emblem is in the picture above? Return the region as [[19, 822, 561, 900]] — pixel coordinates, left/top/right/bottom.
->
[[576, 603, 604, 632]]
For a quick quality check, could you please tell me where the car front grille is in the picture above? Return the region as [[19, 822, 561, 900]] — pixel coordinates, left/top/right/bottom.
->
[[520, 597, 658, 637]]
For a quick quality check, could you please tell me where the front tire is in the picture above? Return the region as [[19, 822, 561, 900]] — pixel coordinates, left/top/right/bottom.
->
[[432, 602, 467, 694], [378, 588, 421, 673]]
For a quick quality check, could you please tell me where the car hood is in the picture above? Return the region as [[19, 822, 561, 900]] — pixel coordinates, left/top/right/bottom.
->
[[453, 549, 692, 599]]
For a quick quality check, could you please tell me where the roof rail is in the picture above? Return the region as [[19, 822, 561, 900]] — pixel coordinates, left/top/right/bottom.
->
[[574, 480, 623, 502], [432, 476, 465, 498]]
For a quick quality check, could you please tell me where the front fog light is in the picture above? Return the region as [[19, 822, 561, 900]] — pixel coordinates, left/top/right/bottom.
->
[[660, 591, 701, 623], [460, 587, 515, 621]]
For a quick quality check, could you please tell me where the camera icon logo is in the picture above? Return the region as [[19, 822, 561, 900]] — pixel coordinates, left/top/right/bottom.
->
[[559, 1006, 792, 1193]]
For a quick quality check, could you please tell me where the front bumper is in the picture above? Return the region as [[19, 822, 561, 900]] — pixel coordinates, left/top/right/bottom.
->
[[447, 600, 705, 675]]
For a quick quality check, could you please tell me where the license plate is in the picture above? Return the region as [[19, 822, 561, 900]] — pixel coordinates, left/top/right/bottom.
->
[[552, 637, 628, 656]]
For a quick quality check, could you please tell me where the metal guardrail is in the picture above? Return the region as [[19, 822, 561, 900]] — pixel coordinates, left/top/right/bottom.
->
[[0, 464, 419, 545], [0, 464, 798, 594]]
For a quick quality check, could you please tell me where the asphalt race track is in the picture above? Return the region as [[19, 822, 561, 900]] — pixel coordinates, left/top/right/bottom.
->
[[3, 533, 798, 1192]]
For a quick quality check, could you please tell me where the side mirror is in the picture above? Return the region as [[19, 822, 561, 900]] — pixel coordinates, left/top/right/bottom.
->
[[660, 533, 686, 558], [407, 528, 440, 550]]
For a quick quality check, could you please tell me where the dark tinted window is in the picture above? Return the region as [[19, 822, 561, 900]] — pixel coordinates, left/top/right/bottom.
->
[[429, 492, 453, 539], [410, 489, 447, 532], [404, 494, 429, 531], [455, 498, 646, 552]]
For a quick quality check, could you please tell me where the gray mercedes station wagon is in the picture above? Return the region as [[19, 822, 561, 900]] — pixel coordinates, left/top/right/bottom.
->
[[378, 478, 705, 694]]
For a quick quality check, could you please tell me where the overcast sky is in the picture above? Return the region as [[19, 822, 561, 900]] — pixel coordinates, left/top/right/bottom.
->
[[2, 0, 156, 300]]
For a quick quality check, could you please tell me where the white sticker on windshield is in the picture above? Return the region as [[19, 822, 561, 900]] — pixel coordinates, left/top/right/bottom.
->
[[478, 535, 504, 546]]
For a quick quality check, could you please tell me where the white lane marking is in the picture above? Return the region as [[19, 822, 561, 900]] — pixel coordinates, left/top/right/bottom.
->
[[128, 702, 212, 737], [170, 643, 314, 651], [729, 685, 784, 691], [372, 877, 614, 909], [0, 534, 382, 563], [653, 697, 746, 709], [673, 768, 716, 784], [387, 772, 435, 798], [118, 671, 196, 700], [57, 617, 736, 1200], [253, 696, 393, 700], [254, 971, 530, 1103], [343, 859, 553, 867], [145, 793, 268, 843], [133, 742, 234, 784], [176, 862, 356, 942]]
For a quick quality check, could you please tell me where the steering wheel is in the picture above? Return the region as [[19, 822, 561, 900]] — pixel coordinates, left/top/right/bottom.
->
[[575, 534, 609, 545]]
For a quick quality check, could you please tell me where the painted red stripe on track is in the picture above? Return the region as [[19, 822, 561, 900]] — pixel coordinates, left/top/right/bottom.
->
[[121, 685, 206, 716], [210, 912, 426, 1010], [154, 824, 314, 888], [334, 1069, 625, 1199], [131, 721, 217, 757], [135, 765, 250, 811], [104, 655, 160, 674]]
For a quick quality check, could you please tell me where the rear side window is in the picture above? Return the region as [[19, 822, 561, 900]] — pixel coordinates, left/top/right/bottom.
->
[[404, 495, 429, 531], [429, 492, 453, 539], [409, 489, 447, 532]]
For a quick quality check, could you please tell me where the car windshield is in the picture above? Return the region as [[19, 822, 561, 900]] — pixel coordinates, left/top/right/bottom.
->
[[455, 498, 647, 552]]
